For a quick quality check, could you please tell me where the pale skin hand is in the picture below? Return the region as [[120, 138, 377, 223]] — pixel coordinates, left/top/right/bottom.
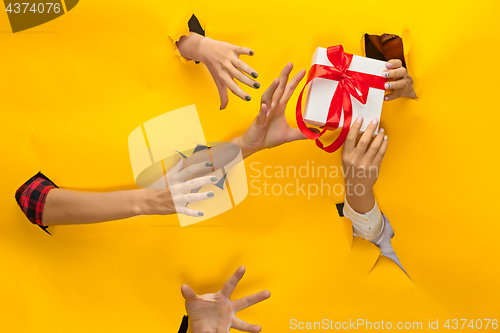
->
[[43, 188, 151, 225], [176, 32, 259, 109], [383, 59, 417, 101], [146, 160, 218, 217], [231, 63, 312, 158], [342, 116, 388, 214], [182, 266, 270, 333], [42, 161, 217, 225]]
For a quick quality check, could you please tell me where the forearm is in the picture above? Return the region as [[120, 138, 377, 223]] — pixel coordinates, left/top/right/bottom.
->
[[176, 32, 206, 62], [345, 180, 376, 214], [42, 188, 149, 225]]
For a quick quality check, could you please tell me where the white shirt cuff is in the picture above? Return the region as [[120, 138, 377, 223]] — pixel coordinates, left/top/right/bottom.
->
[[343, 197, 384, 244]]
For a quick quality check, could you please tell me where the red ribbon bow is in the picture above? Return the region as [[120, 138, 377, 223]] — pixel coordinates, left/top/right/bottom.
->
[[296, 45, 386, 153]]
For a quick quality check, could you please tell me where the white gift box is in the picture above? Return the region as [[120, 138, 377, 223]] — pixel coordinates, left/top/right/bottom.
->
[[303, 47, 387, 134]]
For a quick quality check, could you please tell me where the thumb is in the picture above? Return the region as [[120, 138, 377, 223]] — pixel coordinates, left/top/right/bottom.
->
[[181, 284, 197, 302], [288, 127, 319, 142], [255, 103, 269, 126]]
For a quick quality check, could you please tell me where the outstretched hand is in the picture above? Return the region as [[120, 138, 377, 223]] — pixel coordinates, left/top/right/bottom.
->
[[182, 267, 270, 333], [232, 63, 310, 158], [176, 33, 259, 110], [146, 159, 217, 217], [199, 38, 260, 110]]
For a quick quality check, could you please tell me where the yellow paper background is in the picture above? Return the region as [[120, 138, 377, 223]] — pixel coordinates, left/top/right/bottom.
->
[[1, 0, 499, 332]]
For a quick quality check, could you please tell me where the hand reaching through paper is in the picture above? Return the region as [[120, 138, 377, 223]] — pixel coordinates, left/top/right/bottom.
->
[[342, 116, 388, 213], [383, 59, 417, 101], [176, 33, 260, 109], [38, 160, 217, 225], [146, 159, 218, 217], [232, 62, 315, 158], [341, 117, 405, 270], [182, 266, 270, 333]]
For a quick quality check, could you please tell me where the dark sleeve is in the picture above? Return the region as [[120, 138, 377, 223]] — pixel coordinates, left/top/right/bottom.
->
[[364, 33, 407, 68], [188, 14, 205, 64], [364, 34, 386, 62], [178, 315, 188, 333], [188, 14, 205, 36], [336, 203, 345, 217], [15, 172, 58, 234]]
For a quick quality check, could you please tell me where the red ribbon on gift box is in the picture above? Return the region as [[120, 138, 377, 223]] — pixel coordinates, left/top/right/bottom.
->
[[296, 45, 387, 153]]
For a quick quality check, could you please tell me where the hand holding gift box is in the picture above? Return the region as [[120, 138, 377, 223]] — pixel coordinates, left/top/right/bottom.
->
[[296, 45, 387, 153]]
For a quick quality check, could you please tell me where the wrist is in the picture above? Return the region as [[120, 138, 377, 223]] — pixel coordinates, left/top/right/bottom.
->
[[344, 180, 375, 214], [133, 189, 152, 216], [177, 32, 207, 62], [195, 35, 211, 64], [138, 188, 176, 216], [231, 136, 256, 159]]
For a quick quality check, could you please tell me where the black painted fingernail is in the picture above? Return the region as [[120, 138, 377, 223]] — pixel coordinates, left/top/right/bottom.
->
[[198, 212, 204, 216], [205, 162, 213, 167], [249, 50, 254, 55], [251, 72, 258, 78], [245, 96, 251, 101], [207, 192, 215, 197], [253, 83, 260, 89], [211, 177, 218, 182]]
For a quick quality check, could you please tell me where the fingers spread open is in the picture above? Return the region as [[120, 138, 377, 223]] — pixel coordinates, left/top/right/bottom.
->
[[356, 118, 379, 153], [176, 162, 213, 182], [281, 69, 306, 104], [272, 63, 293, 106], [233, 58, 258, 79], [181, 284, 197, 301], [232, 318, 262, 333], [176, 175, 217, 193], [183, 191, 215, 203], [260, 78, 279, 107], [176, 206, 205, 217], [344, 116, 364, 152], [224, 74, 251, 101], [221, 266, 245, 297], [233, 290, 271, 312], [227, 65, 259, 89], [234, 46, 254, 57]]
